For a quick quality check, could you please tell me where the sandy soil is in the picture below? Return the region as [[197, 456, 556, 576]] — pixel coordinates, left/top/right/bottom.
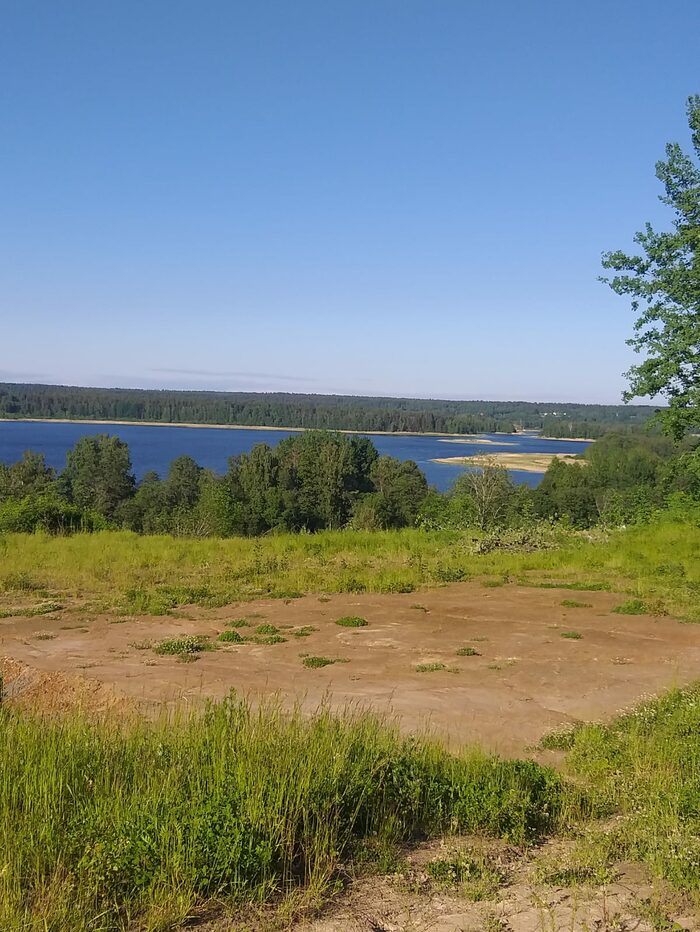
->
[[2, 582, 698, 755], [431, 453, 583, 474]]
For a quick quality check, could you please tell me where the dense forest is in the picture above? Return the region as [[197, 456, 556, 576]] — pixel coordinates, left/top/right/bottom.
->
[[0, 383, 656, 437], [1, 427, 697, 537]]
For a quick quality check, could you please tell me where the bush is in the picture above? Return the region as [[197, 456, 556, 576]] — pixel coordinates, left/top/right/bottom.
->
[[335, 616, 368, 628], [0, 494, 106, 534]]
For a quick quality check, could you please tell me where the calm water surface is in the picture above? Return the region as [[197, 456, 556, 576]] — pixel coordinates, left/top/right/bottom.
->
[[0, 421, 591, 492]]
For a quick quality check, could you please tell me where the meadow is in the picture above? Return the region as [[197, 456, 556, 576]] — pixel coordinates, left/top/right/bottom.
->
[[1, 514, 700, 929]]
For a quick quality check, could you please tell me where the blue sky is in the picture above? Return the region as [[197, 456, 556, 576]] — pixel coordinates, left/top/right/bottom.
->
[[2, 0, 698, 403]]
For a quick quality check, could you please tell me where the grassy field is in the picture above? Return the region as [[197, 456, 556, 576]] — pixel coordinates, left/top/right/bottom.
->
[[1, 514, 699, 621], [1, 515, 700, 928], [0, 687, 699, 930]]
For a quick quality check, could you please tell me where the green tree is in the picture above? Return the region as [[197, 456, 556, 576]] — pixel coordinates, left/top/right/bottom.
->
[[367, 455, 428, 528], [601, 95, 700, 439], [0, 451, 55, 501], [61, 435, 135, 520]]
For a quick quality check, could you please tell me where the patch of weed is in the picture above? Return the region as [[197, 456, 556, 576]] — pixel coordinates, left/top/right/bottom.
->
[[335, 616, 368, 628], [612, 598, 648, 615], [426, 849, 505, 900], [153, 635, 214, 656], [302, 656, 342, 668], [560, 631, 583, 640], [218, 629, 244, 644], [560, 599, 592, 608], [456, 646, 480, 657]]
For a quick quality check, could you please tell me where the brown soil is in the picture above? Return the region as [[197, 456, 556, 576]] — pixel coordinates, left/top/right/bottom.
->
[[2, 581, 698, 755]]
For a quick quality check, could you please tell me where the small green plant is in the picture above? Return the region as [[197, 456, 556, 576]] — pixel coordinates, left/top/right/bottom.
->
[[612, 598, 648, 615], [0, 601, 62, 619], [560, 631, 583, 640], [33, 632, 56, 640], [456, 646, 480, 657], [129, 639, 153, 650], [426, 849, 504, 900], [218, 629, 244, 644], [415, 662, 459, 673], [154, 635, 213, 655], [246, 634, 287, 645], [224, 618, 251, 628], [302, 656, 341, 668], [2, 572, 44, 592], [292, 625, 317, 638], [560, 599, 592, 608], [335, 616, 368, 628], [255, 624, 279, 635]]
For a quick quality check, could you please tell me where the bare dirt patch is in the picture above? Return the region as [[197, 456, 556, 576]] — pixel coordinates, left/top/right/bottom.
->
[[2, 582, 698, 754]]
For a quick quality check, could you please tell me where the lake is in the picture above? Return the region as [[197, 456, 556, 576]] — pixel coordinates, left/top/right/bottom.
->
[[0, 421, 591, 492]]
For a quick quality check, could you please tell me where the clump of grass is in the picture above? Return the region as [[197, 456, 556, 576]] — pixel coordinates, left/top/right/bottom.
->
[[224, 618, 252, 628], [564, 684, 700, 892], [560, 599, 592, 608], [0, 697, 561, 928], [335, 616, 368, 628], [0, 601, 63, 619], [302, 656, 340, 669], [129, 639, 153, 650], [153, 635, 214, 656], [560, 631, 583, 640], [218, 629, 244, 644], [246, 634, 287, 645], [426, 849, 505, 900], [415, 662, 459, 673], [2, 572, 45, 592], [456, 646, 480, 657], [255, 624, 279, 635], [33, 632, 56, 641], [292, 626, 317, 638], [540, 725, 581, 751], [612, 598, 648, 615]]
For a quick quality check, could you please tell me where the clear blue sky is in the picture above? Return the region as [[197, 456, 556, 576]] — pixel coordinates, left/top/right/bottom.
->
[[2, 0, 698, 403]]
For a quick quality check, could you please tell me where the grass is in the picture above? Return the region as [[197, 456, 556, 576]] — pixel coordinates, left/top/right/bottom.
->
[[563, 684, 700, 893], [302, 656, 343, 668], [560, 631, 583, 640], [415, 662, 459, 673], [1, 516, 698, 622], [153, 635, 214, 656], [560, 599, 592, 608], [0, 697, 562, 930], [425, 848, 505, 900], [218, 629, 244, 644], [612, 598, 650, 615], [334, 616, 368, 628], [456, 646, 480, 656]]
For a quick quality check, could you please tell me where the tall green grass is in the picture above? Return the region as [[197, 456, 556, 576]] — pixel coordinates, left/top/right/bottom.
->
[[1, 516, 699, 619], [563, 684, 700, 892], [0, 698, 560, 931]]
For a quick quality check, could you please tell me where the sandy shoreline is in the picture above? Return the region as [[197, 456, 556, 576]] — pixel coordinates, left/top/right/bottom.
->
[[0, 417, 491, 439], [431, 452, 584, 473]]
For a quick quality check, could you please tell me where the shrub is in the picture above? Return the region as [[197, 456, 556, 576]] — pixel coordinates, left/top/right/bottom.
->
[[335, 616, 368, 628], [456, 646, 480, 657], [302, 656, 339, 668], [612, 598, 648, 615], [218, 629, 244, 644], [153, 635, 213, 655]]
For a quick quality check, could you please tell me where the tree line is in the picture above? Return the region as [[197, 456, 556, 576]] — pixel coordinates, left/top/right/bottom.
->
[[0, 431, 429, 536], [0, 383, 656, 437], [1, 428, 698, 537]]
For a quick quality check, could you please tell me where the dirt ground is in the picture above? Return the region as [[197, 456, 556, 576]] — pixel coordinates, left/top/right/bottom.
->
[[2, 581, 699, 754]]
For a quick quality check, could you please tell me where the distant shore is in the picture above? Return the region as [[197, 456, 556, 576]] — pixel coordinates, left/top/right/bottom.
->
[[0, 417, 497, 440], [431, 452, 584, 473]]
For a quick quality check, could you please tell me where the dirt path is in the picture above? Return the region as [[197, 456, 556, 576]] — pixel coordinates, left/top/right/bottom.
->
[[2, 581, 698, 754]]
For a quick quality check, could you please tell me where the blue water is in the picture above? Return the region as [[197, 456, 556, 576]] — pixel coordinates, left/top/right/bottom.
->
[[0, 421, 591, 492]]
